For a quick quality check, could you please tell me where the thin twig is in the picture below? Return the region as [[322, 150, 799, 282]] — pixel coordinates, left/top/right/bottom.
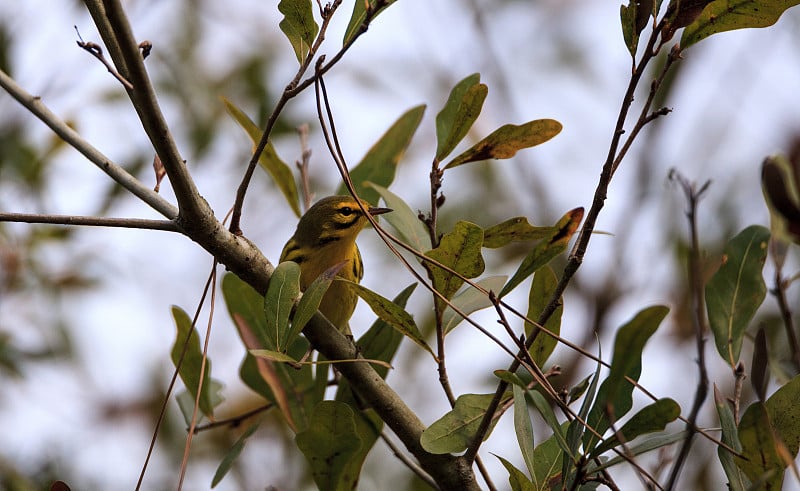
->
[[380, 432, 440, 490], [0, 213, 179, 232], [606, 405, 658, 490], [665, 171, 711, 490], [733, 362, 745, 423], [193, 403, 273, 434], [772, 267, 800, 372], [228, 0, 343, 234], [178, 264, 219, 490], [295, 123, 313, 212], [74, 26, 134, 89], [136, 264, 217, 490]]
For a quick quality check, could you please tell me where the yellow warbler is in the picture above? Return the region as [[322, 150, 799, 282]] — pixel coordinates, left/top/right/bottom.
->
[[280, 195, 391, 336]]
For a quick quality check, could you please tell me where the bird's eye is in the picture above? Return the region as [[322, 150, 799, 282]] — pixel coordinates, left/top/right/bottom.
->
[[339, 206, 355, 216]]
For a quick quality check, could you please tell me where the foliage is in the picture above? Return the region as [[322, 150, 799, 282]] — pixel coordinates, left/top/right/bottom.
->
[[1, 0, 800, 490]]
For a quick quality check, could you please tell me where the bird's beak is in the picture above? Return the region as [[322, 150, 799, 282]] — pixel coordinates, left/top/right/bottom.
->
[[368, 206, 392, 217]]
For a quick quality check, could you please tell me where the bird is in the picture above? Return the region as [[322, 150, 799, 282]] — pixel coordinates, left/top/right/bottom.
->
[[279, 195, 391, 337]]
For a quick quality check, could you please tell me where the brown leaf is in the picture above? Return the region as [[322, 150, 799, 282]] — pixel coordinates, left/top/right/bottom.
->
[[153, 154, 166, 193]]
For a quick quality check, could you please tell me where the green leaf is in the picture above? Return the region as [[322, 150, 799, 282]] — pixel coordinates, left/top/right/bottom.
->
[[583, 306, 669, 453], [762, 155, 800, 247], [494, 369, 528, 388], [337, 105, 425, 204], [620, 3, 639, 58], [529, 391, 573, 460], [442, 275, 507, 334], [344, 280, 434, 359], [223, 273, 314, 432], [533, 424, 570, 491], [278, 0, 318, 63], [592, 430, 691, 473], [764, 373, 800, 458], [211, 422, 260, 488], [590, 398, 681, 457], [366, 182, 432, 252], [496, 455, 535, 491], [564, 358, 602, 487], [526, 266, 562, 366], [706, 225, 770, 366], [499, 208, 583, 298], [264, 261, 301, 351], [175, 381, 224, 426], [250, 349, 301, 363], [222, 97, 300, 216], [290, 263, 339, 342], [661, 0, 716, 43], [296, 401, 362, 491], [513, 385, 536, 479], [238, 331, 313, 432], [620, 0, 653, 57], [222, 272, 270, 346], [682, 0, 800, 49], [343, 0, 397, 45], [171, 306, 219, 418], [354, 283, 417, 379], [715, 385, 748, 491], [567, 374, 594, 407], [483, 216, 554, 249], [736, 402, 784, 488], [420, 393, 500, 454], [328, 289, 418, 487], [424, 221, 485, 304], [444, 119, 562, 169], [435, 73, 488, 161]]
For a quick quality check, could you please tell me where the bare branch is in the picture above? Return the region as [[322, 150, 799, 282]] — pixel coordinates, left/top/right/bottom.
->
[[380, 432, 440, 490], [0, 213, 178, 232], [74, 25, 133, 90], [0, 68, 177, 219], [84, 0, 208, 222]]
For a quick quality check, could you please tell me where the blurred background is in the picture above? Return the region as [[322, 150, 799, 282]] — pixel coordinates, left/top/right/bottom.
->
[[1, 0, 800, 489]]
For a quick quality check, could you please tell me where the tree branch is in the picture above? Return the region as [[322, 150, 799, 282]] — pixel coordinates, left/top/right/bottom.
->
[[85, 0, 208, 222], [0, 213, 179, 232], [0, 68, 177, 220]]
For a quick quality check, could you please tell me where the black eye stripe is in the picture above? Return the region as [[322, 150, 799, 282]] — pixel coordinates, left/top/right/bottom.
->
[[331, 213, 361, 230]]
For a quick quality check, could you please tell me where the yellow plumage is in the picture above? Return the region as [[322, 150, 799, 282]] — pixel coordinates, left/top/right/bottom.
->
[[280, 195, 391, 336]]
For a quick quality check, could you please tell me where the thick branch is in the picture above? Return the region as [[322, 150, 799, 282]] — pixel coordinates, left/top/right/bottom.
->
[[303, 312, 479, 491]]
